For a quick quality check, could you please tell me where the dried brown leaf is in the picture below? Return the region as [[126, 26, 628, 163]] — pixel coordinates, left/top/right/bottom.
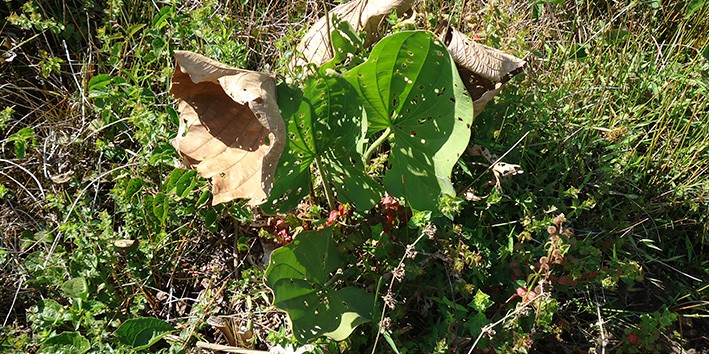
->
[[438, 24, 526, 117], [293, 0, 416, 67], [443, 26, 526, 83], [170, 51, 286, 206]]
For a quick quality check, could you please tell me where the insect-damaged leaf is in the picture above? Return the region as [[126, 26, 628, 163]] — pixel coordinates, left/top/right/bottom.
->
[[345, 31, 473, 211], [170, 51, 286, 206], [264, 74, 382, 213], [292, 0, 416, 68], [265, 228, 374, 342]]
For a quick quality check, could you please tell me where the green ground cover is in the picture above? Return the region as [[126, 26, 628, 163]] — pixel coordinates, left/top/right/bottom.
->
[[1, 0, 707, 352]]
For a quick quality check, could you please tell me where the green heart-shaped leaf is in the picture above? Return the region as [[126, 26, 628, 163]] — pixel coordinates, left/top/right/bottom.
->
[[265, 73, 382, 213], [265, 228, 374, 342], [345, 31, 474, 211]]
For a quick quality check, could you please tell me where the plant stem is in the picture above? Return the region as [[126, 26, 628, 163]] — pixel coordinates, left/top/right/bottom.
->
[[324, 269, 343, 288], [363, 127, 392, 166], [314, 156, 336, 210], [323, 5, 334, 60]]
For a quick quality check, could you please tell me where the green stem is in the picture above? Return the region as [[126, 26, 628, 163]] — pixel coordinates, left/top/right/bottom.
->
[[324, 269, 343, 288], [314, 156, 336, 210], [363, 127, 392, 166]]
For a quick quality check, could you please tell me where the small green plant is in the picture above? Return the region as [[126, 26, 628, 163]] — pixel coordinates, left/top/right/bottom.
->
[[265, 29, 473, 213]]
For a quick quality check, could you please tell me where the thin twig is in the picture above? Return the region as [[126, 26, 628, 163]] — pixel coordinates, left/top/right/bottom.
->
[[323, 3, 335, 60], [467, 293, 546, 354], [596, 302, 607, 354], [43, 162, 140, 266], [62, 40, 88, 124], [460, 131, 530, 193], [371, 227, 429, 354], [487, 130, 531, 169], [0, 171, 39, 204], [2, 276, 25, 327], [0, 158, 46, 199]]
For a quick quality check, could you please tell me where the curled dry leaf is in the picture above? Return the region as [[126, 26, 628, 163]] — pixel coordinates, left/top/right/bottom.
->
[[170, 50, 286, 206], [292, 0, 415, 67], [438, 24, 526, 117], [206, 316, 253, 347]]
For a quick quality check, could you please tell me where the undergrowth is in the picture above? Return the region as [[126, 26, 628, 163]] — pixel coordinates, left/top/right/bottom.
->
[[1, 0, 707, 353]]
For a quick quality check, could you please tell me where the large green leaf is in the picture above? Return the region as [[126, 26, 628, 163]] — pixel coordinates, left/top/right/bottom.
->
[[265, 228, 374, 342], [38, 332, 90, 354], [345, 31, 474, 211], [115, 317, 175, 351], [265, 73, 382, 213]]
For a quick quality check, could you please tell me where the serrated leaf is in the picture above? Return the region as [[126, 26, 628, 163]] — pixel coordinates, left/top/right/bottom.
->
[[345, 31, 473, 211], [8, 127, 35, 159], [38, 332, 90, 354], [115, 317, 175, 350], [264, 74, 382, 213], [265, 228, 374, 342], [229, 202, 252, 223], [470, 289, 493, 312]]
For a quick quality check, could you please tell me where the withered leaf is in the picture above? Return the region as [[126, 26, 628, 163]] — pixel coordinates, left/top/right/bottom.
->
[[292, 0, 416, 67], [170, 51, 286, 206], [438, 24, 526, 117]]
